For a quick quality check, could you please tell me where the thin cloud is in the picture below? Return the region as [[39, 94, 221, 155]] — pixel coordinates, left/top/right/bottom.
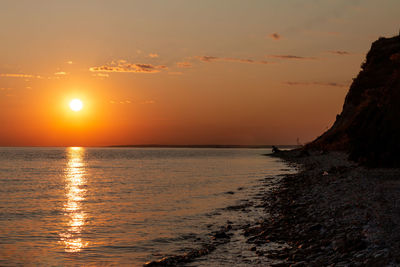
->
[[54, 71, 67, 75], [268, 55, 317, 60], [327, 50, 351, 55], [148, 53, 159, 58], [0, 73, 36, 78], [110, 100, 132, 104], [0, 73, 46, 79], [195, 56, 269, 65], [92, 73, 109, 78], [269, 33, 281, 40], [176, 62, 192, 68], [110, 99, 155, 105], [66, 61, 73, 65], [283, 81, 348, 87], [196, 56, 218, 62], [89, 60, 168, 74]]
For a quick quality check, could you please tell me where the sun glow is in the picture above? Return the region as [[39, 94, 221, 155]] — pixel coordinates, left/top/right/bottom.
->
[[69, 99, 83, 112]]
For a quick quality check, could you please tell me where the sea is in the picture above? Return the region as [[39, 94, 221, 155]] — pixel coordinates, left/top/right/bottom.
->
[[0, 147, 295, 266]]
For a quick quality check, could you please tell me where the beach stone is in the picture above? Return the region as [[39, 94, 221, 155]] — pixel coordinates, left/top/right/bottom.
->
[[336, 261, 350, 267], [353, 250, 366, 259], [308, 223, 322, 232], [271, 263, 290, 267], [290, 261, 306, 267], [332, 238, 346, 252], [212, 228, 231, 240]]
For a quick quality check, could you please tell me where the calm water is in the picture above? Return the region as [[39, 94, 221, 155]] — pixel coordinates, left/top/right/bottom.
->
[[0, 147, 292, 266]]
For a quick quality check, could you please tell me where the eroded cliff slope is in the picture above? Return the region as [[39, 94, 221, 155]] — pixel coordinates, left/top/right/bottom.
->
[[308, 35, 400, 167]]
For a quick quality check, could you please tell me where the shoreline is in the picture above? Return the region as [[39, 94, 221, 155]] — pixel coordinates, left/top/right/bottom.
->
[[143, 152, 295, 266], [145, 149, 400, 266], [144, 149, 400, 266]]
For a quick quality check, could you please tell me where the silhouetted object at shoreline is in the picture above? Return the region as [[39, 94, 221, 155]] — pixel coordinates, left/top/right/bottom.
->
[[307, 34, 400, 167], [272, 146, 281, 153]]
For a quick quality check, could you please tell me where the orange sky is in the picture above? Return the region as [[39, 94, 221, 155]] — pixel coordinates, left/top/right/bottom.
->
[[0, 1, 399, 146]]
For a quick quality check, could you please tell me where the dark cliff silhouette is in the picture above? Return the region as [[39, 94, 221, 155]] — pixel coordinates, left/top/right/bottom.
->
[[308, 34, 400, 167]]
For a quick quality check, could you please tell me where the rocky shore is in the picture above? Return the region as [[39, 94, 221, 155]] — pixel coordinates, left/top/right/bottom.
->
[[145, 148, 400, 266], [250, 149, 400, 266]]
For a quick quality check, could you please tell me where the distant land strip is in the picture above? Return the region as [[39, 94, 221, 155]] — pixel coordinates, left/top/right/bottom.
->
[[108, 144, 298, 149]]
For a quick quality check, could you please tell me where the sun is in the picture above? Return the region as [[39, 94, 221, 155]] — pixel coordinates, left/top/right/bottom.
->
[[69, 99, 83, 112]]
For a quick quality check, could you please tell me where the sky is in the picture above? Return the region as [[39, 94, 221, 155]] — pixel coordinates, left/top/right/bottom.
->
[[0, 0, 399, 146]]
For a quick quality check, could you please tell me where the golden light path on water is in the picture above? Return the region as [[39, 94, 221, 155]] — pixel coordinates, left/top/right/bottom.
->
[[59, 147, 88, 253]]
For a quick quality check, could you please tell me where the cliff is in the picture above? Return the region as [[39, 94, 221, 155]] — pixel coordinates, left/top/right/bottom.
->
[[308, 34, 400, 167]]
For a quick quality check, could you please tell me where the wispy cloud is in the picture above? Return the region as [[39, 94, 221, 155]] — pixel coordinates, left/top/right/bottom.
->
[[283, 81, 348, 87], [327, 50, 351, 55], [148, 53, 159, 58], [268, 55, 317, 60], [269, 33, 281, 40], [195, 56, 269, 65], [92, 73, 109, 78], [176, 62, 192, 68], [2, 72, 69, 80], [66, 61, 73, 65], [54, 71, 67, 75], [110, 100, 132, 104], [0, 73, 36, 78], [89, 60, 168, 74], [109, 99, 155, 105]]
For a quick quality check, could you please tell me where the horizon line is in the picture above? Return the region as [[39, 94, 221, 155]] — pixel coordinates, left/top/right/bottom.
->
[[0, 144, 299, 148]]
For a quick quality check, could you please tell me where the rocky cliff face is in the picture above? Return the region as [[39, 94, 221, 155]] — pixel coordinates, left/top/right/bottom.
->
[[308, 35, 400, 167]]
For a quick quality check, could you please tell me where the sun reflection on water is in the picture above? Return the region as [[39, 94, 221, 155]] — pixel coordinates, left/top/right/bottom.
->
[[59, 147, 89, 253]]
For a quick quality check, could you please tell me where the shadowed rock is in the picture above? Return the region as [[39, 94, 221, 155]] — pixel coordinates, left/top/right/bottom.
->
[[308, 34, 400, 167]]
